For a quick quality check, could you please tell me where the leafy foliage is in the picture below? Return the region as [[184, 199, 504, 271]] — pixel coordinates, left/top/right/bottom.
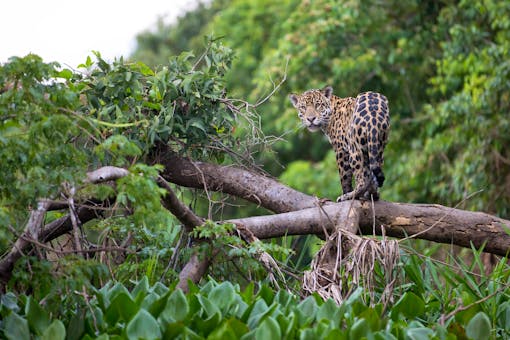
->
[[3, 0, 510, 336], [133, 0, 510, 215], [0, 40, 246, 298], [2, 258, 510, 339]]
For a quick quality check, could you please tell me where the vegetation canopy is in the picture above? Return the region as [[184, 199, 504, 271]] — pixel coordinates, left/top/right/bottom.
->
[[2, 0, 510, 338]]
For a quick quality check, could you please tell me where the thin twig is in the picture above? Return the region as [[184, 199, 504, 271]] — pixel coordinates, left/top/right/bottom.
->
[[254, 57, 289, 107], [8, 226, 132, 255], [440, 282, 510, 323]]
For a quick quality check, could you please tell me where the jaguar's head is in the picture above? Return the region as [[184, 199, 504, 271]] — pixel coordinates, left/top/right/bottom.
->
[[289, 85, 333, 132]]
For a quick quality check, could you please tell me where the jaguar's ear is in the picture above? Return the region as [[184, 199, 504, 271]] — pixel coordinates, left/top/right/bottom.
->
[[322, 85, 333, 99], [289, 93, 299, 107]]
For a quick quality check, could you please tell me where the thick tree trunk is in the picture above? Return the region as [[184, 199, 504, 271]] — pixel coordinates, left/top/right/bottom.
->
[[229, 201, 510, 256]]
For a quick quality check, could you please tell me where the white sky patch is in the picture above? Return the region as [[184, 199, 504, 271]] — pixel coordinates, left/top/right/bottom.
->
[[0, 0, 197, 68]]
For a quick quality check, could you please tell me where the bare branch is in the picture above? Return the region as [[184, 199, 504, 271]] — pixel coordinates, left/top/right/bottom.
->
[[158, 176, 204, 232], [0, 200, 50, 288], [85, 166, 129, 184]]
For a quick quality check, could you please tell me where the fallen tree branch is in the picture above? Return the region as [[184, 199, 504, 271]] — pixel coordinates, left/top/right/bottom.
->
[[158, 176, 204, 233], [0, 201, 50, 286], [85, 166, 129, 184], [157, 152, 316, 213], [157, 176, 208, 292], [159, 154, 510, 256], [0, 166, 129, 289]]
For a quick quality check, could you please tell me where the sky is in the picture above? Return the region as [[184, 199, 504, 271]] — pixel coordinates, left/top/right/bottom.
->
[[0, 0, 197, 68]]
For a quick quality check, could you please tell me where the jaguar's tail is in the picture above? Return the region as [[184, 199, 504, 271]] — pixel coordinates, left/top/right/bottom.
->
[[368, 131, 385, 188]]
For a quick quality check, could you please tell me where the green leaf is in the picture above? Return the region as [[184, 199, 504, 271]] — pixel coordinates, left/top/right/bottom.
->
[[3, 313, 30, 340], [194, 310, 222, 336], [57, 69, 73, 80], [187, 118, 207, 133], [126, 309, 162, 340], [135, 61, 154, 76], [405, 326, 434, 340], [208, 281, 235, 314], [41, 320, 66, 340], [1, 292, 19, 312], [296, 296, 318, 325], [208, 318, 249, 340], [391, 292, 425, 320], [25, 297, 50, 334], [66, 311, 85, 340], [255, 316, 281, 340], [466, 312, 491, 340], [131, 276, 150, 302], [105, 292, 138, 324], [349, 318, 371, 339], [497, 301, 510, 330], [160, 289, 189, 322], [246, 299, 269, 329], [316, 299, 340, 325], [197, 295, 221, 318]]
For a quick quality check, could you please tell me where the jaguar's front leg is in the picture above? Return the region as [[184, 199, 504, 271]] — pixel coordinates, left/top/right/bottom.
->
[[334, 147, 353, 202], [337, 149, 370, 202]]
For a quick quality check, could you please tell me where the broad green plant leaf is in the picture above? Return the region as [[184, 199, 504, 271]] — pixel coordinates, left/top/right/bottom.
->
[[3, 312, 30, 340], [255, 316, 281, 340], [391, 292, 425, 320], [41, 320, 66, 340], [349, 318, 372, 339], [466, 312, 491, 340], [25, 297, 50, 334], [208, 281, 236, 314], [1, 293, 19, 313], [160, 289, 189, 322], [405, 326, 434, 340], [208, 318, 249, 340], [126, 309, 162, 340], [105, 292, 138, 324]]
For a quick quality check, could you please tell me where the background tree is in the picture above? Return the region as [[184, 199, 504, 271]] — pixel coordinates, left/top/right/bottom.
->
[[2, 0, 510, 338], [133, 0, 510, 214]]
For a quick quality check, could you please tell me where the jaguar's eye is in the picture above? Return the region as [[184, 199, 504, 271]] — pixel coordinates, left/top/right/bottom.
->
[[298, 112, 303, 118]]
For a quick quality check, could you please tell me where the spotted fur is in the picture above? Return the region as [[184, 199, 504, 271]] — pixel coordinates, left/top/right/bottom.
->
[[289, 85, 390, 201]]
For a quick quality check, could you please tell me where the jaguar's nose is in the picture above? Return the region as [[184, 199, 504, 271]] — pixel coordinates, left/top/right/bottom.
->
[[307, 117, 315, 123]]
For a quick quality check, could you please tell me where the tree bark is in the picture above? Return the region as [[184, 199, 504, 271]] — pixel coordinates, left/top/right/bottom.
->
[[157, 152, 316, 213], [159, 154, 510, 256], [3, 157, 510, 290], [228, 201, 510, 256]]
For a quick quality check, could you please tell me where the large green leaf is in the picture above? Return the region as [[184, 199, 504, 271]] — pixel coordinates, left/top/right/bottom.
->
[[126, 309, 162, 340], [349, 318, 372, 339], [405, 326, 434, 340], [25, 297, 50, 335], [466, 312, 491, 340], [391, 292, 425, 320], [159, 289, 189, 323], [255, 316, 281, 340], [41, 320, 66, 340], [131, 276, 150, 302], [1, 293, 19, 313], [208, 318, 249, 340], [208, 281, 235, 314], [316, 299, 341, 326], [3, 312, 30, 340], [105, 292, 138, 324], [66, 311, 85, 340], [197, 295, 221, 319]]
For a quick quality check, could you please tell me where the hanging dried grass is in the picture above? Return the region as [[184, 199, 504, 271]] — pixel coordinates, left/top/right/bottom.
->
[[303, 226, 400, 305]]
